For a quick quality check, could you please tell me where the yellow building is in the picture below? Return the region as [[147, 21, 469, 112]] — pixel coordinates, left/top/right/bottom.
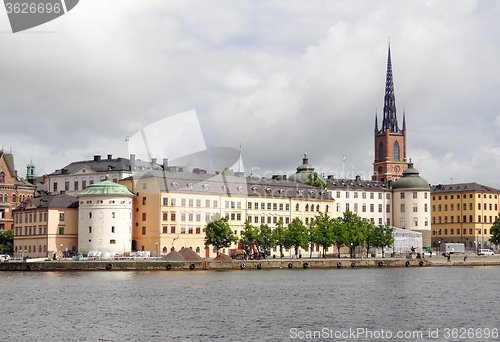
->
[[430, 183, 500, 250], [120, 171, 335, 258], [13, 194, 79, 258]]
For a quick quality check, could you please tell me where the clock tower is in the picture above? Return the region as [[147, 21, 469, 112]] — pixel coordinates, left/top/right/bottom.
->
[[373, 44, 407, 182]]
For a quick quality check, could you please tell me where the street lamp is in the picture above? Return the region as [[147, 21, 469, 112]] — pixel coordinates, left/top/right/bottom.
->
[[60, 244, 63, 258], [475, 228, 481, 252], [155, 242, 158, 259], [438, 240, 441, 254]]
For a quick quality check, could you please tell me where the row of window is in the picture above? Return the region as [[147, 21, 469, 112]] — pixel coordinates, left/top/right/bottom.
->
[[53, 178, 118, 192], [433, 228, 491, 235], [154, 226, 203, 235], [400, 217, 429, 227], [433, 194, 498, 200], [433, 203, 498, 212], [0, 193, 32, 203], [433, 215, 498, 224], [400, 192, 428, 199], [15, 245, 47, 253], [15, 211, 48, 224], [340, 203, 390, 213], [15, 226, 48, 236], [400, 203, 428, 213], [336, 191, 391, 200], [161, 197, 219, 208]]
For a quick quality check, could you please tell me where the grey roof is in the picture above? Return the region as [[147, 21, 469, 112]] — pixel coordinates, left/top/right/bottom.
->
[[13, 194, 79, 211], [392, 163, 430, 191], [124, 170, 332, 200], [326, 178, 392, 192], [0, 152, 16, 177], [430, 182, 500, 194], [49, 156, 162, 176]]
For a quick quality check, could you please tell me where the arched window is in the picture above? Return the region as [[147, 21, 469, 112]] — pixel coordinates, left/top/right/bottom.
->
[[326, 205, 329, 212], [316, 204, 320, 212], [378, 142, 384, 162], [295, 203, 299, 211], [393, 141, 400, 161], [0, 172, 5, 183], [305, 204, 309, 211]]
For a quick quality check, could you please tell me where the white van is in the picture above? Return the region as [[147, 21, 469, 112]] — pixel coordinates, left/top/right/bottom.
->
[[477, 249, 495, 256], [0, 255, 10, 262]]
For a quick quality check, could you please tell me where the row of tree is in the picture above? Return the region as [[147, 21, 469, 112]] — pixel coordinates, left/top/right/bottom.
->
[[204, 211, 395, 258]]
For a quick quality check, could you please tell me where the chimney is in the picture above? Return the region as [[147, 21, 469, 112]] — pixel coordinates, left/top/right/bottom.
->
[[43, 175, 49, 184], [163, 158, 168, 170], [94, 155, 101, 161], [130, 154, 136, 171], [151, 158, 157, 168], [107, 154, 112, 160]]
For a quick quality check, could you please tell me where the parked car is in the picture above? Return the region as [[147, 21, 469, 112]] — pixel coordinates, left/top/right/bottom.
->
[[0, 255, 10, 262], [477, 249, 495, 256]]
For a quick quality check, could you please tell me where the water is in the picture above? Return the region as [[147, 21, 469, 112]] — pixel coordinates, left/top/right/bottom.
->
[[1, 267, 499, 341]]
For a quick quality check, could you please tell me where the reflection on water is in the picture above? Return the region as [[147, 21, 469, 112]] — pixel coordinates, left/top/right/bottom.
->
[[1, 267, 498, 341]]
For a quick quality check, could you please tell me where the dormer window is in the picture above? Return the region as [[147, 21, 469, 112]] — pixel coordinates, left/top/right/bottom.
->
[[237, 186, 244, 194], [187, 183, 194, 190], [266, 188, 272, 194], [251, 186, 258, 193], [171, 182, 178, 190], [202, 184, 210, 191], [222, 185, 229, 192]]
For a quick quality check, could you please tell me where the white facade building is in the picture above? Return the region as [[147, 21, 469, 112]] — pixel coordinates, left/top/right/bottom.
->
[[77, 179, 135, 255]]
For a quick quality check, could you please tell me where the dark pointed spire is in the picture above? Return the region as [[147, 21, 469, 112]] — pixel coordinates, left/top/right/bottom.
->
[[375, 110, 378, 131], [402, 108, 406, 130], [381, 41, 400, 134]]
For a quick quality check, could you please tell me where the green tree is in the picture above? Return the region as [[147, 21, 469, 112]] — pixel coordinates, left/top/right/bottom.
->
[[489, 216, 500, 246], [331, 217, 348, 258], [0, 230, 14, 254], [284, 218, 310, 256], [257, 224, 275, 256], [273, 220, 287, 258], [241, 220, 259, 243], [305, 172, 327, 189], [377, 225, 395, 257], [341, 210, 367, 258], [204, 216, 237, 256], [310, 212, 336, 257], [363, 221, 378, 257]]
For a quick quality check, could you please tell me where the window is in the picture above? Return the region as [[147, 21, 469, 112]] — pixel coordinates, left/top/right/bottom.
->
[[378, 204, 382, 213], [171, 213, 176, 221], [206, 199, 210, 208], [286, 204, 290, 210], [424, 204, 428, 212], [231, 213, 235, 220], [362, 192, 367, 199], [111, 212, 115, 219], [171, 226, 176, 234], [296, 203, 299, 211], [386, 204, 390, 213], [188, 213, 193, 222], [354, 192, 358, 199], [279, 203, 284, 211], [182, 199, 187, 207], [336, 191, 341, 198], [438, 205, 442, 211], [237, 213, 241, 221], [89, 212, 92, 219], [142, 183, 147, 189], [111, 226, 115, 233], [400, 204, 405, 212], [142, 227, 146, 235], [346, 192, 350, 199], [142, 213, 146, 221], [267, 217, 271, 224], [196, 227, 201, 234], [163, 226, 168, 234], [248, 202, 252, 210], [450, 204, 454, 211], [188, 227, 193, 234], [74, 181, 78, 191], [195, 199, 201, 207], [370, 193, 374, 199], [444, 229, 448, 235], [413, 203, 418, 212], [425, 218, 428, 226], [189, 199, 194, 207], [353, 203, 358, 213], [0, 172, 4, 183], [400, 193, 405, 199], [393, 141, 400, 161], [65, 181, 69, 191], [59, 227, 64, 235], [336, 203, 341, 212], [378, 193, 382, 200], [261, 216, 265, 224], [267, 203, 271, 210], [362, 204, 366, 212], [59, 213, 65, 221], [53, 182, 58, 192], [346, 203, 350, 211], [89, 226, 92, 233], [213, 200, 218, 208], [370, 204, 374, 212], [400, 217, 405, 227]]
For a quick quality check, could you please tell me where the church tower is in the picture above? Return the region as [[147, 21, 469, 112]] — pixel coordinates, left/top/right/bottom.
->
[[373, 43, 407, 182]]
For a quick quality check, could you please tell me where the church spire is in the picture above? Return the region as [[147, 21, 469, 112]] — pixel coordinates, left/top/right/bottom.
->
[[381, 42, 399, 134], [374, 110, 378, 131], [402, 108, 406, 131]]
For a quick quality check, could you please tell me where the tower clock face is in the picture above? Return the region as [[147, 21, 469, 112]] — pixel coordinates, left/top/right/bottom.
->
[[378, 166, 383, 174], [395, 165, 400, 172]]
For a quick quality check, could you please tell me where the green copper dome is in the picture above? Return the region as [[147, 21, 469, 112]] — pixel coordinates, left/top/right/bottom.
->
[[392, 163, 430, 191], [79, 180, 135, 196]]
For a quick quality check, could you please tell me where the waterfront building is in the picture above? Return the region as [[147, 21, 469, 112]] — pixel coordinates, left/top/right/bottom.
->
[[373, 44, 408, 182], [12, 194, 78, 258], [48, 154, 164, 196], [0, 151, 36, 231], [430, 183, 500, 250], [120, 169, 334, 258], [77, 179, 135, 255], [392, 163, 431, 248]]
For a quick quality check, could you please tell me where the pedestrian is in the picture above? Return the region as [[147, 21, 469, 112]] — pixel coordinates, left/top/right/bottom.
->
[[447, 253, 451, 262], [463, 255, 468, 262]]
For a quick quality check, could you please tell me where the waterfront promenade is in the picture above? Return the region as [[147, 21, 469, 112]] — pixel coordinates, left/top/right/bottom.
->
[[1, 254, 499, 271]]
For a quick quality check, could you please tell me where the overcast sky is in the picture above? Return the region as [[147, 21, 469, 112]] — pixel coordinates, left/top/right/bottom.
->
[[1, 1, 500, 188]]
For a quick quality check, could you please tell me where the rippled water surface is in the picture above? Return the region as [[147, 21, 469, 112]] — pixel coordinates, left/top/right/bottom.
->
[[1, 267, 499, 341]]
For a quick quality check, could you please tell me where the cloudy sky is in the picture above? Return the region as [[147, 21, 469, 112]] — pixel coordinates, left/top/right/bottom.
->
[[1, 1, 500, 188]]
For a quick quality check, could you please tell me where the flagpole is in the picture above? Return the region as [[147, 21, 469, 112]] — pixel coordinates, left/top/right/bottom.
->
[[342, 155, 345, 179]]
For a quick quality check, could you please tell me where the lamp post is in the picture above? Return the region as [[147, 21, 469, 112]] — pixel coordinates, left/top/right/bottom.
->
[[60, 244, 63, 258], [155, 242, 158, 260], [438, 240, 441, 254]]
